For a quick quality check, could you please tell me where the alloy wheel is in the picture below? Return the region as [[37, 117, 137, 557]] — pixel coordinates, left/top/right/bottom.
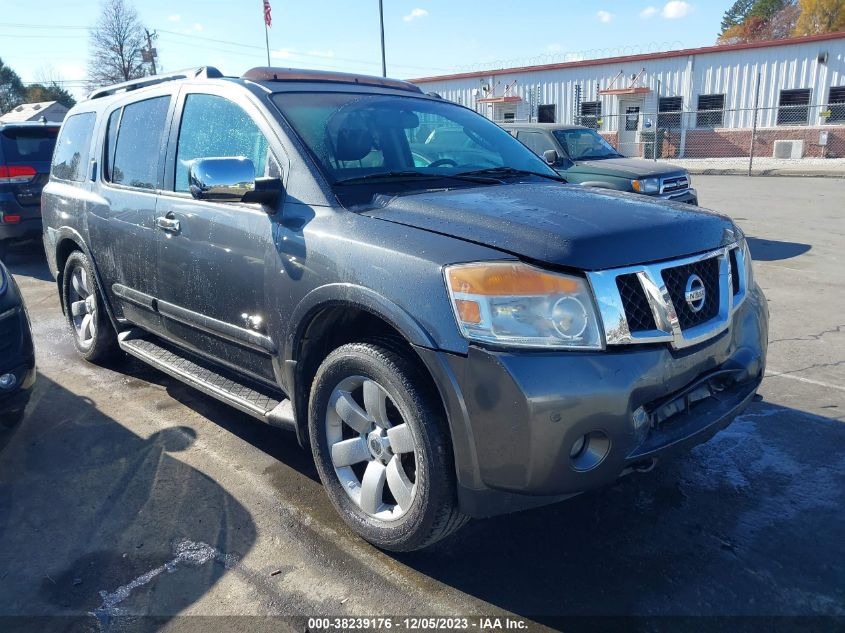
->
[[68, 266, 97, 349], [326, 375, 418, 521]]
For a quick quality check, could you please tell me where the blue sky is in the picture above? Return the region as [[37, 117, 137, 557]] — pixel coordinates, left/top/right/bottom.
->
[[1, 0, 728, 98]]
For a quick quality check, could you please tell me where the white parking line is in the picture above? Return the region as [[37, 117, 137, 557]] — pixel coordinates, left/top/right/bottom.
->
[[765, 369, 845, 393]]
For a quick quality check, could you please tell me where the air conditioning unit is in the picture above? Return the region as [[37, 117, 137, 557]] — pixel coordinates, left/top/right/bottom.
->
[[773, 140, 804, 159]]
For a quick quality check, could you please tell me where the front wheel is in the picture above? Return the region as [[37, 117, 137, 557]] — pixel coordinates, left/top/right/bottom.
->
[[61, 251, 120, 363], [309, 342, 467, 551]]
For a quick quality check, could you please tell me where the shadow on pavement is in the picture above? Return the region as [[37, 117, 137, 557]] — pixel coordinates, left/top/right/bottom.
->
[[394, 402, 845, 621], [746, 237, 811, 262], [3, 241, 53, 282], [0, 375, 257, 629]]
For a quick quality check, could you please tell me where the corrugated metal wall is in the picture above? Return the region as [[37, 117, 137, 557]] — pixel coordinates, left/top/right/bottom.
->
[[415, 37, 845, 130]]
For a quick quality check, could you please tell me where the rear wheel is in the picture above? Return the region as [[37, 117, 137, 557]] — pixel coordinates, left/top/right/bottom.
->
[[62, 251, 119, 363], [309, 342, 467, 551]]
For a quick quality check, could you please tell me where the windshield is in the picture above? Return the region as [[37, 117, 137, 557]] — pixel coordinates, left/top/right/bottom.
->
[[0, 126, 59, 163], [553, 129, 622, 161], [270, 92, 556, 186]]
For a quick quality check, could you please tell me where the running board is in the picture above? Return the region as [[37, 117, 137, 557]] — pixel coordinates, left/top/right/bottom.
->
[[118, 330, 295, 430]]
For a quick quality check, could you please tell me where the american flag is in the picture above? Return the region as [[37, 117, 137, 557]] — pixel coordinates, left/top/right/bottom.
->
[[263, 0, 272, 27]]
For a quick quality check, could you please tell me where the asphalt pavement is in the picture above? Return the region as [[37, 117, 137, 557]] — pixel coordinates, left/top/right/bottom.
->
[[0, 175, 843, 632]]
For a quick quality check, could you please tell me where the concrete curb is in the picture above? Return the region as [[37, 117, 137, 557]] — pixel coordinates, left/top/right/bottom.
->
[[687, 168, 845, 178]]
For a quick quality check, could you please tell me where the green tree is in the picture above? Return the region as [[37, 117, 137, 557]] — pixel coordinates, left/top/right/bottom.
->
[[794, 0, 845, 34], [0, 57, 26, 115], [24, 83, 77, 109], [721, 0, 756, 33]]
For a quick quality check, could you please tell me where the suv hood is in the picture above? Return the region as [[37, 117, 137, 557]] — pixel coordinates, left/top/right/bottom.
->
[[362, 183, 738, 270], [572, 157, 685, 178]]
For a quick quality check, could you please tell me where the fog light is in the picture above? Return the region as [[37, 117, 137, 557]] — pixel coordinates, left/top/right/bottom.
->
[[0, 373, 17, 390], [570, 434, 587, 458], [570, 430, 611, 472]]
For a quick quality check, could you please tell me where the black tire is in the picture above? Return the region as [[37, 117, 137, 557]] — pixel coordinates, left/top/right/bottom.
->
[[61, 250, 120, 363], [309, 342, 467, 551]]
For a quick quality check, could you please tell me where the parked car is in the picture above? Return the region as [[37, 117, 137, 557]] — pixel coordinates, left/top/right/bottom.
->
[[42, 67, 767, 551], [0, 260, 35, 426], [502, 123, 698, 204], [0, 120, 61, 261]]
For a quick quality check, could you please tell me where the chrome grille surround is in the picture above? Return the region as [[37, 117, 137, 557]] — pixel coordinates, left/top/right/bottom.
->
[[660, 175, 689, 194], [587, 242, 747, 350]]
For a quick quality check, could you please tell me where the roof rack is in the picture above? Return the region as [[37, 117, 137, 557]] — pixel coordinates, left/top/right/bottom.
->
[[241, 67, 423, 94], [88, 66, 224, 100]]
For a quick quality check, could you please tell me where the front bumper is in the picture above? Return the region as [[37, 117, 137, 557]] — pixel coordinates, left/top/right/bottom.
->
[[0, 275, 36, 419], [417, 283, 767, 518], [656, 187, 698, 205]]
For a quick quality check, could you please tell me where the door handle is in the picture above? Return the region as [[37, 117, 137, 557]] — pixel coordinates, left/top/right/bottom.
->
[[155, 216, 181, 233]]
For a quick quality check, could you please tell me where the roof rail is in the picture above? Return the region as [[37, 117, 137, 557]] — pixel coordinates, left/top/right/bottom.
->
[[88, 66, 224, 100], [241, 67, 423, 94]]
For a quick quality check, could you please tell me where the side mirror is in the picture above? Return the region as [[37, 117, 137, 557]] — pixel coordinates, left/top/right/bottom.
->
[[543, 149, 559, 166], [189, 157, 282, 209]]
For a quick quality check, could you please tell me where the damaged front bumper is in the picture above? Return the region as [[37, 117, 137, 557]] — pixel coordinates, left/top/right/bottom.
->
[[417, 283, 768, 518]]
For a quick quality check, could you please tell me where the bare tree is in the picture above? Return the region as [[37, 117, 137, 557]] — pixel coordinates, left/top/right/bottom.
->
[[87, 0, 148, 90]]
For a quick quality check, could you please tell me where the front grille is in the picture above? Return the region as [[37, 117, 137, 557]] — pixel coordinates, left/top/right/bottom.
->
[[661, 176, 689, 193], [729, 248, 740, 295], [616, 273, 655, 332], [661, 257, 720, 329]]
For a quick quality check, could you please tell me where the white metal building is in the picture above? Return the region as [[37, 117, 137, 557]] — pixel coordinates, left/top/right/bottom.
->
[[410, 32, 845, 159]]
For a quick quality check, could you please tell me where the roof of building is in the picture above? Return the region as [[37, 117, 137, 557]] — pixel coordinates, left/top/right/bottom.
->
[[410, 31, 845, 84], [0, 101, 68, 122]]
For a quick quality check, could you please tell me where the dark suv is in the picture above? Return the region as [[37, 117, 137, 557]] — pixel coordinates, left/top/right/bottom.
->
[[42, 67, 767, 551], [0, 121, 61, 261], [502, 123, 698, 205]]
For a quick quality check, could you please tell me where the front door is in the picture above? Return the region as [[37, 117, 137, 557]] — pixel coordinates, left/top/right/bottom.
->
[[155, 89, 285, 386], [618, 98, 643, 157]]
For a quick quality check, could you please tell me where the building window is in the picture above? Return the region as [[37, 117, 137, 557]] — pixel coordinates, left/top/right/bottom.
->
[[658, 97, 682, 129], [827, 86, 845, 124], [778, 89, 811, 126], [696, 94, 724, 128], [538, 104, 556, 123], [503, 112, 515, 122], [580, 101, 601, 129]]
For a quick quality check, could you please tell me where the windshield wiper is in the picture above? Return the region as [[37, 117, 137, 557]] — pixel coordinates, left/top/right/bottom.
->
[[334, 170, 500, 185], [455, 166, 564, 182]]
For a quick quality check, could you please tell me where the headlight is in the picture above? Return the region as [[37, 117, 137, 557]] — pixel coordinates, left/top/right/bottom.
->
[[631, 177, 660, 194], [741, 238, 754, 286], [444, 262, 604, 349]]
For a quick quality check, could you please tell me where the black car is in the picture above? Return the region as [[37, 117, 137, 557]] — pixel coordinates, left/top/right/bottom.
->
[[0, 260, 35, 425], [0, 120, 61, 261], [42, 67, 767, 551]]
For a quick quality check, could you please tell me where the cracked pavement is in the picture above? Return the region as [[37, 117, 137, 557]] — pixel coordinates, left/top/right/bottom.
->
[[0, 175, 842, 630]]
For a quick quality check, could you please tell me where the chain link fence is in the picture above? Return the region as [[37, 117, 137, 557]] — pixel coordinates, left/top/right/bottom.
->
[[588, 103, 845, 176]]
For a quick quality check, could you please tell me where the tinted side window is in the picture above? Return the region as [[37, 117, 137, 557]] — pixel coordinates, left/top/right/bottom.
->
[[175, 94, 272, 193], [110, 96, 170, 190], [51, 113, 95, 182], [517, 131, 555, 156]]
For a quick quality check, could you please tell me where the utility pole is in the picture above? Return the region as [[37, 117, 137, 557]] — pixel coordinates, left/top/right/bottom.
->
[[379, 0, 387, 77], [143, 29, 158, 76]]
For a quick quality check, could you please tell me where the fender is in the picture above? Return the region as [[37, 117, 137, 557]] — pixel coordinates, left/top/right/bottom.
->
[[285, 283, 440, 362], [47, 225, 121, 331], [579, 181, 621, 190]]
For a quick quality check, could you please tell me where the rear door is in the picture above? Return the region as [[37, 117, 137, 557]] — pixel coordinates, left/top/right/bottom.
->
[[155, 87, 287, 384], [87, 92, 174, 334], [0, 124, 59, 229]]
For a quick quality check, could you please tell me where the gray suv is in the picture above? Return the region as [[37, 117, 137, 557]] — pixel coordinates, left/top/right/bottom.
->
[[42, 67, 768, 551]]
